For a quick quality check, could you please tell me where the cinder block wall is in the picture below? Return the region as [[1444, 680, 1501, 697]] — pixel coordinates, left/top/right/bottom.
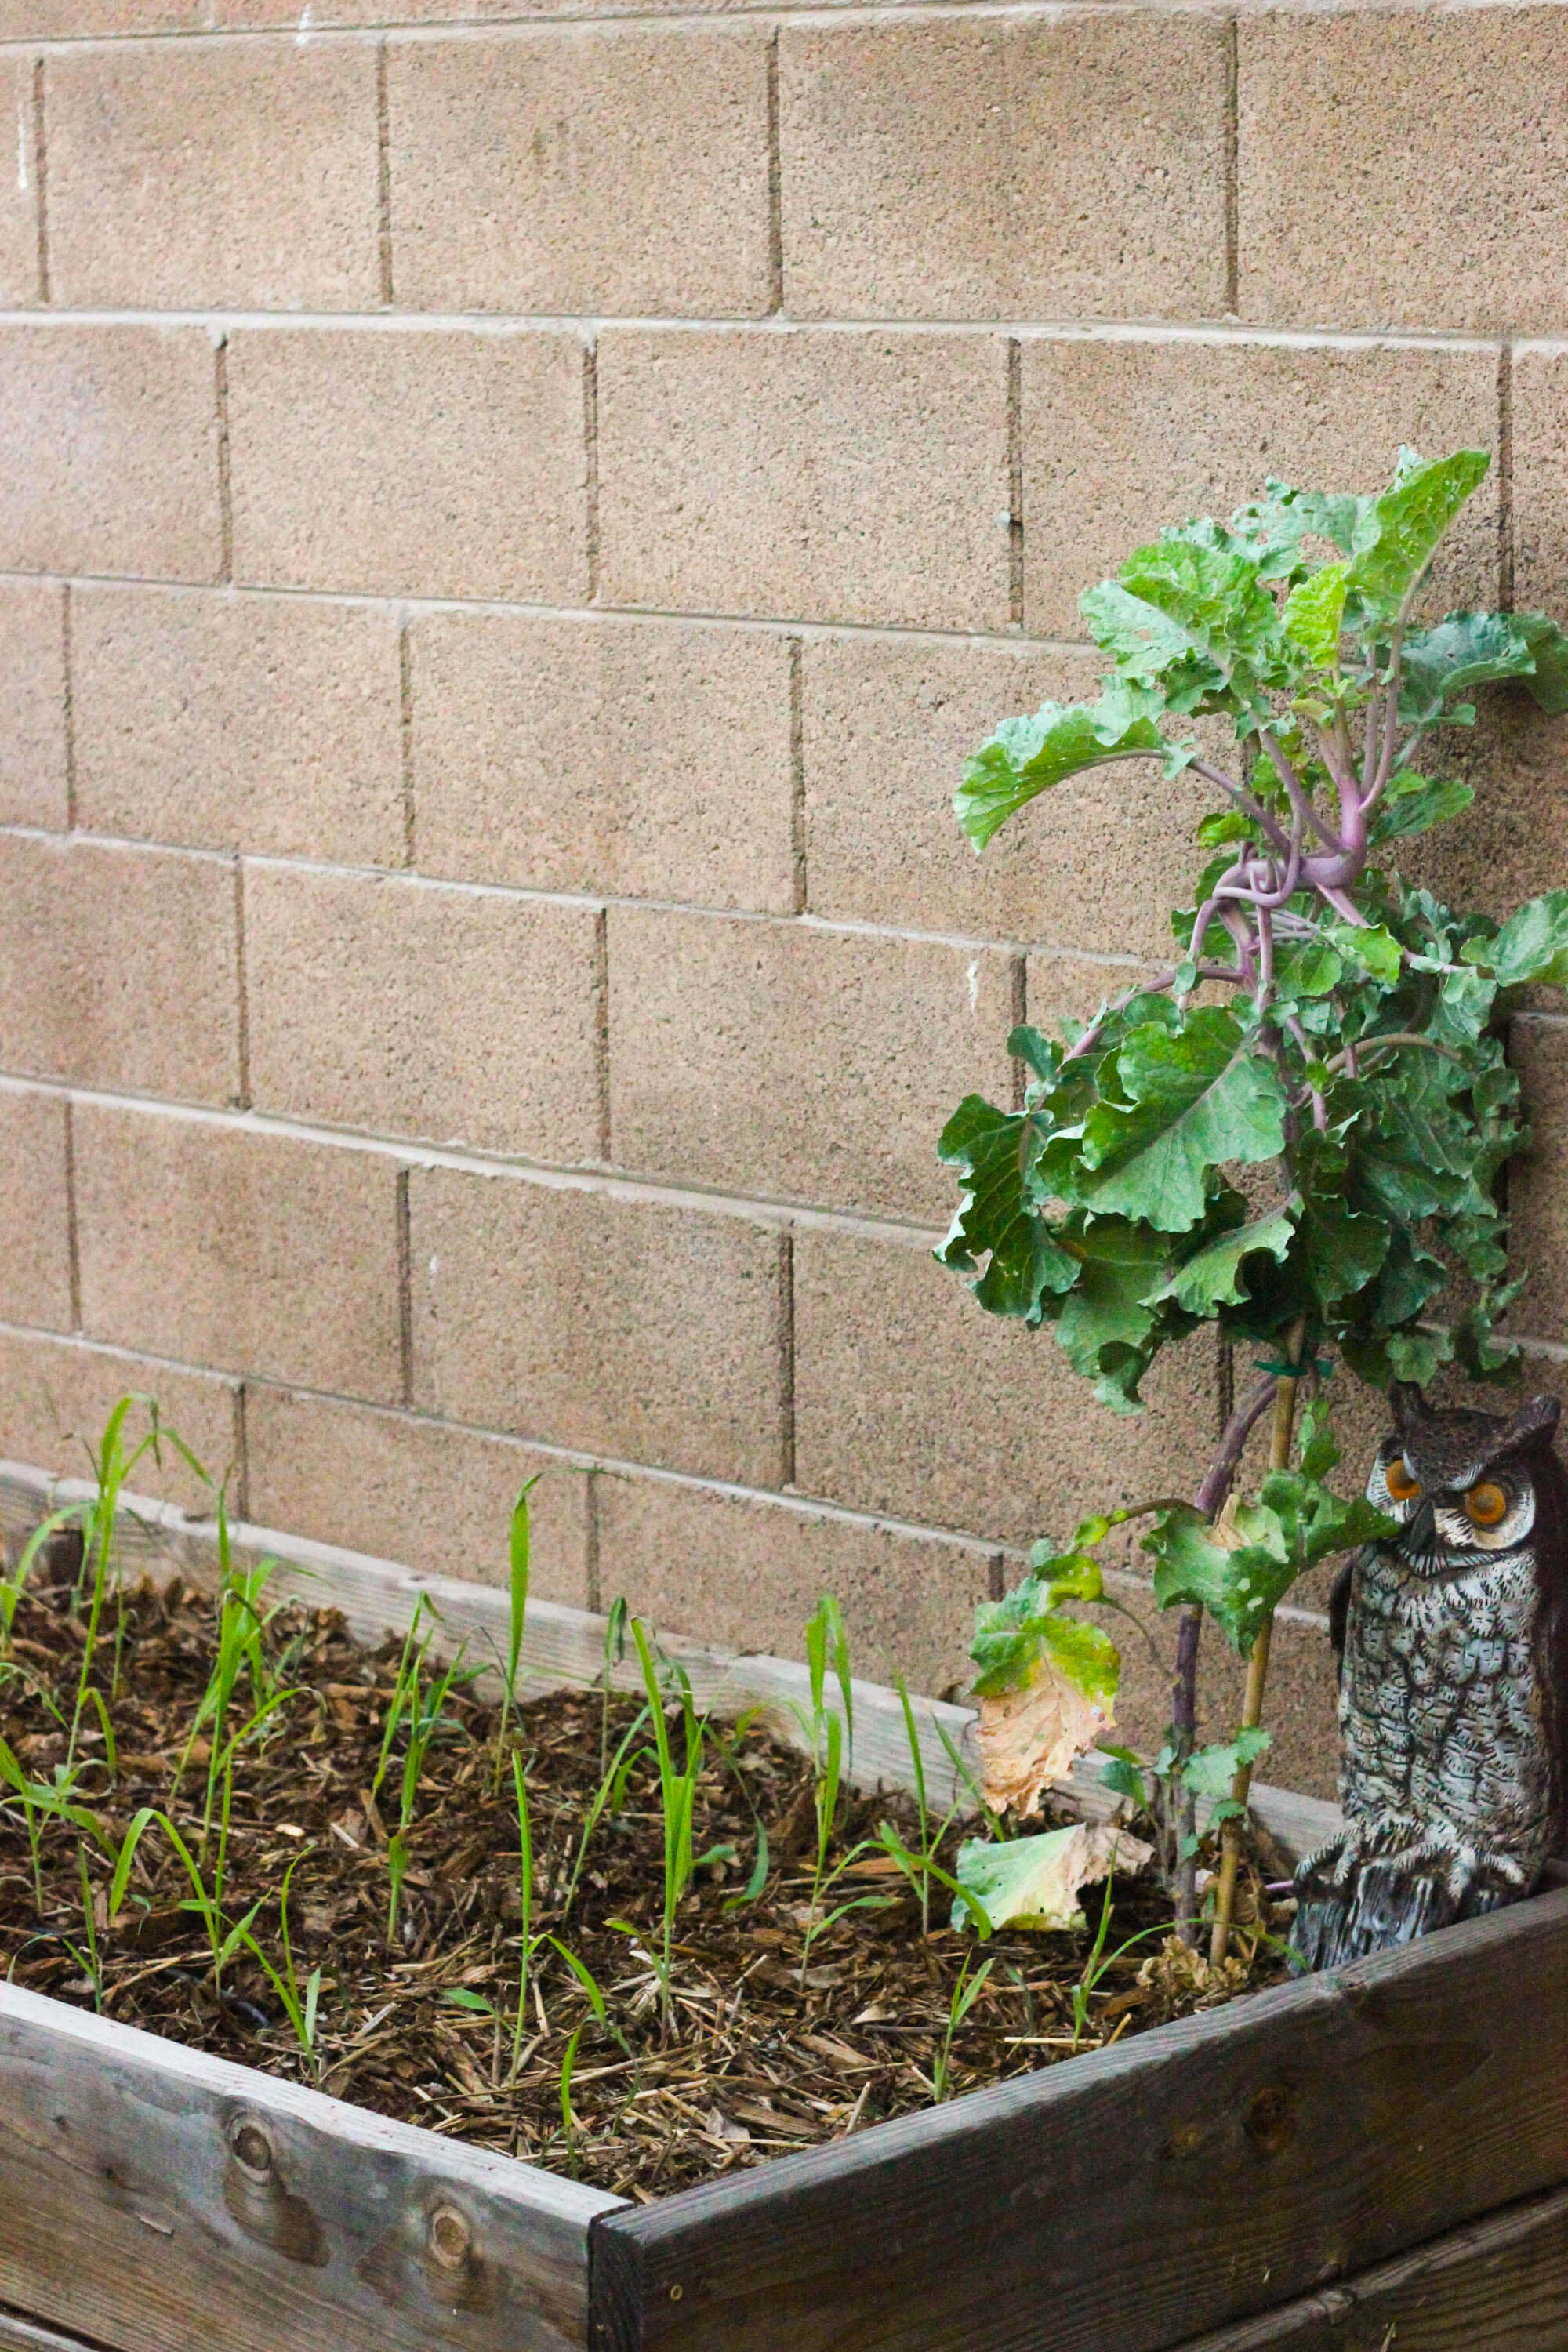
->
[[2, 0, 1566, 1796]]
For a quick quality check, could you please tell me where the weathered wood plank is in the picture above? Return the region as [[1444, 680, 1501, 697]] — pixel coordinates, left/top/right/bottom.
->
[[1171, 2181, 1568, 2351], [586, 1886, 1568, 2352], [0, 1983, 618, 2352], [0, 2310, 110, 2352], [0, 1462, 1341, 1863]]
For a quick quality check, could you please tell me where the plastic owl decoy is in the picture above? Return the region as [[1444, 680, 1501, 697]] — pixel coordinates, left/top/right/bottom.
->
[[1292, 1382, 1568, 1973]]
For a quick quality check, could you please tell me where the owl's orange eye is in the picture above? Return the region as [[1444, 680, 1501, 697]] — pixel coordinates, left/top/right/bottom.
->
[[1465, 1482, 1509, 1528], [1385, 1457, 1421, 1502]]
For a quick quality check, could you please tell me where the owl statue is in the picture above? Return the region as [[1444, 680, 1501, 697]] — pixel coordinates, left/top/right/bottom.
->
[[1291, 1382, 1568, 1973]]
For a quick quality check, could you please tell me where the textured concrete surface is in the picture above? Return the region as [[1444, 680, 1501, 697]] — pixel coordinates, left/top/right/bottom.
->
[[0, 835, 240, 1105], [780, 14, 1228, 323], [606, 906, 1020, 1218], [0, 1091, 71, 1332], [389, 24, 772, 317], [408, 610, 797, 912], [72, 586, 405, 866], [1, 2, 1563, 1790], [46, 39, 380, 310], [243, 862, 604, 1159], [597, 328, 1012, 630], [408, 1167, 789, 1485], [227, 327, 590, 601], [0, 580, 66, 831]]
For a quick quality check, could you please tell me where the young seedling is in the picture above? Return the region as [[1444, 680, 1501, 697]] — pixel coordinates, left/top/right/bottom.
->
[[600, 1595, 629, 1777], [491, 1475, 539, 1793], [931, 1953, 993, 2103], [937, 446, 1568, 1949], [629, 1618, 711, 2036], [386, 1640, 466, 1944], [557, 1699, 652, 1924], [240, 1853, 325, 2077], [508, 1749, 550, 2082]]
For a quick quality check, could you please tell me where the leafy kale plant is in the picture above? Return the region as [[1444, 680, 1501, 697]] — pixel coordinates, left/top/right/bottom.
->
[[937, 448, 1568, 1956]]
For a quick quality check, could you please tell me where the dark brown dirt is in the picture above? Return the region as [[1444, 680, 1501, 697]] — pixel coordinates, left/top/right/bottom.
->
[[0, 1552, 1292, 2198]]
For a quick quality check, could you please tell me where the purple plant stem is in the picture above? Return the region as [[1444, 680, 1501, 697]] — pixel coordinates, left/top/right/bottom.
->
[[1169, 1373, 1279, 1941]]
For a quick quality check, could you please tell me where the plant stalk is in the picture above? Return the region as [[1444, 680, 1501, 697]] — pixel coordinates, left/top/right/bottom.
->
[[1209, 1323, 1306, 1965], [1168, 1372, 1279, 1943]]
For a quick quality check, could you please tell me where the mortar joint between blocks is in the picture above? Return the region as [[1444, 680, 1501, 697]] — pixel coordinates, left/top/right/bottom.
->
[[765, 25, 783, 317], [61, 1095, 81, 1335], [1006, 336, 1024, 630], [1221, 10, 1239, 317], [593, 903, 611, 1165], [583, 338, 601, 604], [779, 1226, 797, 1490], [60, 580, 75, 831], [585, 1467, 602, 1615], [29, 54, 47, 306], [395, 1167, 415, 1408], [788, 633, 806, 915], [233, 1381, 252, 1524], [376, 39, 394, 309], [397, 615, 416, 869], [1498, 339, 1515, 608], [214, 336, 234, 586], [232, 857, 251, 1111]]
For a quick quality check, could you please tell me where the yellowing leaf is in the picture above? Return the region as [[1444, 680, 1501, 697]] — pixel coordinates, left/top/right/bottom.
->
[[953, 1821, 1154, 1935], [976, 1650, 1112, 1818]]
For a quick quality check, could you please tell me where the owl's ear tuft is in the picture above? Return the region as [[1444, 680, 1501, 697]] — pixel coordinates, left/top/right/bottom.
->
[[1389, 1381, 1430, 1434], [1501, 1392, 1563, 1454]]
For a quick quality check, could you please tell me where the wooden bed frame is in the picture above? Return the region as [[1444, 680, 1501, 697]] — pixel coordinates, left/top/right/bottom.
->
[[2, 1461, 1563, 2352]]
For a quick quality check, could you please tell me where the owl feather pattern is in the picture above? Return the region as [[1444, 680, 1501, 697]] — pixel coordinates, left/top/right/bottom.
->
[[1290, 1382, 1568, 1973]]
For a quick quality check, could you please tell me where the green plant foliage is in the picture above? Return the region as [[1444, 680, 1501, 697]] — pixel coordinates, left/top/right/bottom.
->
[[938, 448, 1568, 1928], [941, 448, 1568, 1418]]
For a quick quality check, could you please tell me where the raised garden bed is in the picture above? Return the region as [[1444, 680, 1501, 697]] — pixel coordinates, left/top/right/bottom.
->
[[3, 1458, 1566, 2352]]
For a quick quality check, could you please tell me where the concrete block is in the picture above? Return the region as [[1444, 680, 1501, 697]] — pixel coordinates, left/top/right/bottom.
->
[[595, 1472, 996, 1698], [1504, 1017, 1568, 1349], [782, 13, 1226, 322], [0, 54, 37, 304], [0, 1327, 241, 1515], [0, 1089, 71, 1331], [0, 2, 206, 28], [1021, 333, 1501, 638], [46, 38, 379, 310], [74, 1106, 402, 1400], [800, 633, 1219, 959], [607, 906, 1020, 1219], [1240, 9, 1568, 336], [1402, 688, 1568, 927], [409, 610, 796, 913], [597, 328, 1011, 630], [389, 24, 772, 316], [1512, 345, 1568, 622], [0, 325, 220, 583], [793, 1222, 1221, 1546], [0, 579, 66, 829], [244, 1385, 591, 1604], [408, 1167, 788, 1484], [244, 863, 604, 1160], [72, 585, 405, 867], [0, 835, 239, 1105], [227, 326, 588, 601]]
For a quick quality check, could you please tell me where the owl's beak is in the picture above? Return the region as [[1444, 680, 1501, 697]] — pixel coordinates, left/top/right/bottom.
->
[[1402, 1497, 1436, 1556]]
